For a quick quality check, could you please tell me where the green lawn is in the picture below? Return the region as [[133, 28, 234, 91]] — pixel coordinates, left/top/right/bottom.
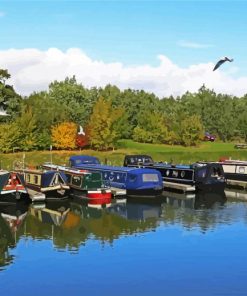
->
[[1, 140, 247, 170]]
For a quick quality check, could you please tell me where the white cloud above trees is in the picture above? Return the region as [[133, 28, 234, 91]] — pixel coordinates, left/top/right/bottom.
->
[[0, 47, 247, 97]]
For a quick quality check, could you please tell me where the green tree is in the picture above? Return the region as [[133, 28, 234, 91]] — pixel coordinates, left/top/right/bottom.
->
[[15, 106, 38, 150], [87, 97, 123, 150], [0, 69, 22, 120], [133, 111, 170, 144], [0, 122, 21, 153], [48, 76, 98, 126], [179, 115, 204, 146]]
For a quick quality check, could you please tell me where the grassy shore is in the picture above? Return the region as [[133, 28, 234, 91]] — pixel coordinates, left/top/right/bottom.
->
[[1, 140, 247, 170]]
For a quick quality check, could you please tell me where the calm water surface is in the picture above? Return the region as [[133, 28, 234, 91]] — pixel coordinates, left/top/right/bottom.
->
[[1, 189, 247, 296]]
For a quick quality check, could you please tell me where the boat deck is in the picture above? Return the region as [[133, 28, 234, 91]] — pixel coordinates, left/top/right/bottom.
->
[[110, 187, 127, 197], [27, 188, 46, 202], [163, 181, 195, 192]]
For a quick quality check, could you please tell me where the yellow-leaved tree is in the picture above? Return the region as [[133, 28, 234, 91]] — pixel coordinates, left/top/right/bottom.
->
[[51, 121, 77, 149], [87, 97, 123, 150]]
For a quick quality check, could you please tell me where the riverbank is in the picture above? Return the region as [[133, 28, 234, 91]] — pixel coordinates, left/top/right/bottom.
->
[[1, 140, 247, 170]]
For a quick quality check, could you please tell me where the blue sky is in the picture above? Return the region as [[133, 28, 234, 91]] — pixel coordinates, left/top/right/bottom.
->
[[0, 0, 247, 96]]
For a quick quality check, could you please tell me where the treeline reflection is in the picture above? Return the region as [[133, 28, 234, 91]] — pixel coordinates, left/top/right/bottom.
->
[[1, 189, 247, 270]]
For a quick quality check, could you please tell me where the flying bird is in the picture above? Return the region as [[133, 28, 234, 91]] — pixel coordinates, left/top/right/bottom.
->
[[213, 56, 234, 71]]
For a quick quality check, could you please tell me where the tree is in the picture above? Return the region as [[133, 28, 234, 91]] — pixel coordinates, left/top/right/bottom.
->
[[0, 122, 21, 153], [0, 69, 11, 84], [0, 68, 22, 120], [51, 122, 77, 149], [179, 115, 204, 146], [87, 97, 123, 150], [133, 111, 170, 144], [15, 106, 38, 151], [48, 77, 98, 126]]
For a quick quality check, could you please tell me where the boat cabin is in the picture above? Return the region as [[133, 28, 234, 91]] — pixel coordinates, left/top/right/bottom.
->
[[69, 155, 163, 197], [124, 155, 225, 192], [42, 164, 112, 200]]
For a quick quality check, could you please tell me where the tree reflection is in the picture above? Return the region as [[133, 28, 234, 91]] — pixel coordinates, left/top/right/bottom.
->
[[1, 189, 247, 269]]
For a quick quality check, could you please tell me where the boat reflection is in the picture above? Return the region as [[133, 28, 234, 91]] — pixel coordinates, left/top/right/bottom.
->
[[0, 188, 243, 269], [225, 188, 247, 202], [0, 200, 29, 270]]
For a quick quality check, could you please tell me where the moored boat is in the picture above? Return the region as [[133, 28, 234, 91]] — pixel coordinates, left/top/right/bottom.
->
[[69, 155, 163, 197], [42, 164, 112, 201], [0, 170, 27, 201], [124, 154, 225, 192], [15, 168, 70, 201], [216, 158, 247, 189]]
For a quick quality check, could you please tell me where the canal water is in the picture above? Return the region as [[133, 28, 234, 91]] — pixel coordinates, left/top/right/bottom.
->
[[1, 189, 247, 296]]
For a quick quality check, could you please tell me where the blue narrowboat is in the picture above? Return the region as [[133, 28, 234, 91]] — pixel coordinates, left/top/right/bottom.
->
[[69, 155, 163, 197], [123, 154, 226, 192]]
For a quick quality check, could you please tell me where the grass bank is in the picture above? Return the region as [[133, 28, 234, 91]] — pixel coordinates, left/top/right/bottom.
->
[[1, 140, 247, 170]]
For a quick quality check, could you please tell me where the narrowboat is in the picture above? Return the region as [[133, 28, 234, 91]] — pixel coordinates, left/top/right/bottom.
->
[[69, 155, 163, 198], [0, 170, 27, 201], [123, 154, 225, 192], [216, 158, 247, 189], [42, 164, 112, 200], [16, 169, 70, 200]]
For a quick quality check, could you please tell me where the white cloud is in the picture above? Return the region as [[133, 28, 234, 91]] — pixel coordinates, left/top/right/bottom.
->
[[178, 40, 214, 49], [0, 47, 247, 97]]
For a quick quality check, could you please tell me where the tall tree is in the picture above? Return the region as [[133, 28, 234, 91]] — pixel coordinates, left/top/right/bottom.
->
[[179, 115, 204, 146], [0, 68, 22, 120], [133, 111, 170, 144], [87, 97, 123, 150]]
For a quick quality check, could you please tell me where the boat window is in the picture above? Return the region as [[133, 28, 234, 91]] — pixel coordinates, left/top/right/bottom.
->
[[198, 168, 207, 178], [34, 175, 39, 184], [143, 174, 159, 182], [130, 158, 135, 164], [166, 170, 170, 176], [72, 175, 82, 187], [27, 174, 30, 182], [180, 171, 185, 178], [239, 167, 245, 174], [211, 167, 222, 178], [172, 171, 178, 178]]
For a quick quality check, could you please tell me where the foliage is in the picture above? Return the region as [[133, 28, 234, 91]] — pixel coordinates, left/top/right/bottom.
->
[[51, 122, 77, 149], [0, 69, 21, 120], [1, 67, 247, 152], [87, 97, 123, 150], [133, 111, 170, 144], [0, 122, 21, 153], [48, 76, 98, 125], [179, 115, 204, 146]]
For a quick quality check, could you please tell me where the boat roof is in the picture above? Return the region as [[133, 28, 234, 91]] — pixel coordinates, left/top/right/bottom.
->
[[221, 159, 247, 165], [70, 156, 160, 173], [70, 155, 100, 164], [74, 163, 160, 174], [43, 163, 93, 175]]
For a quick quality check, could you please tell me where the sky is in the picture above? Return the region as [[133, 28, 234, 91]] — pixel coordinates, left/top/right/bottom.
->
[[0, 0, 247, 97]]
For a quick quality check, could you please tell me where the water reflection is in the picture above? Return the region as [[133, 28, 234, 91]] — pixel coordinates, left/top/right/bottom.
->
[[1, 189, 247, 270], [0, 200, 29, 270]]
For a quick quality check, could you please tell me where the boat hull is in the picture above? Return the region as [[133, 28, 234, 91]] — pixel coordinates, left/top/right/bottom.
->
[[126, 187, 163, 198]]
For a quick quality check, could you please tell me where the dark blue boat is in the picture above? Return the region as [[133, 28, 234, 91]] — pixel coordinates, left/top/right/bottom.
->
[[123, 154, 226, 192], [69, 155, 163, 197]]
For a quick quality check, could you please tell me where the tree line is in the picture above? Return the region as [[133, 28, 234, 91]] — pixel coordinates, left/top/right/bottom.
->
[[0, 68, 247, 152]]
